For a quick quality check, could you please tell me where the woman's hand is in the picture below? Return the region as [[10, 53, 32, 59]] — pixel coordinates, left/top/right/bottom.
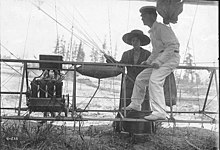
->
[[141, 61, 149, 65], [104, 54, 117, 63]]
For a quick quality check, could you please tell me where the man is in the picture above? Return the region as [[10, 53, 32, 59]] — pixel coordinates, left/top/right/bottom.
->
[[125, 6, 180, 121]]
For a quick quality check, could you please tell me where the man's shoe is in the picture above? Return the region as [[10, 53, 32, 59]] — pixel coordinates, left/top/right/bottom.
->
[[144, 113, 166, 121], [122, 103, 141, 111]]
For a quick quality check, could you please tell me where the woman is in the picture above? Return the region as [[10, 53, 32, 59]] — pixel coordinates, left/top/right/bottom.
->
[[105, 29, 152, 133]]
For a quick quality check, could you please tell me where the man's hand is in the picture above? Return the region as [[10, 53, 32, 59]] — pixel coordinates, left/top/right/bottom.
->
[[151, 63, 160, 69]]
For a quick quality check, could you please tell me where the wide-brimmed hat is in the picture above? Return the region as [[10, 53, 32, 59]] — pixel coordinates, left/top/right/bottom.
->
[[139, 6, 157, 15], [122, 30, 150, 46]]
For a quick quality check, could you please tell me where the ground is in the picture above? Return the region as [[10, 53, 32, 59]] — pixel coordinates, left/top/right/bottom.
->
[[1, 119, 219, 150]]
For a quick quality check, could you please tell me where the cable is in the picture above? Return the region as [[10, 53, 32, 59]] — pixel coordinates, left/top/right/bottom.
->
[[42, 1, 112, 57], [108, 5, 112, 55], [176, 0, 199, 92], [54, 0, 59, 41], [31, 2, 100, 52], [22, 7, 32, 59], [32, 1, 105, 56], [82, 79, 101, 111], [126, 0, 131, 31], [182, 1, 199, 63], [1, 73, 16, 86], [0, 43, 20, 59]]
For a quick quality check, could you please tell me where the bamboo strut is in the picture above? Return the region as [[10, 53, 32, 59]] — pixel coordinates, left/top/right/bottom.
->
[[0, 107, 218, 114], [1, 116, 217, 124], [0, 58, 218, 70], [0, 59, 218, 125]]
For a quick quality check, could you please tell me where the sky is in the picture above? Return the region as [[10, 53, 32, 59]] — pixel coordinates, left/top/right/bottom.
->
[[0, 0, 219, 66]]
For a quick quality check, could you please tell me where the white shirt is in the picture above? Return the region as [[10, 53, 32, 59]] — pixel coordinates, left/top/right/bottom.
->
[[146, 21, 180, 67]]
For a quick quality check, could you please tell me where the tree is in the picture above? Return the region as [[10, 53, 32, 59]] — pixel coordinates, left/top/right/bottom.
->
[[59, 39, 66, 57], [54, 36, 60, 54], [90, 47, 99, 62], [76, 41, 85, 62], [100, 38, 107, 63], [195, 73, 202, 85], [183, 53, 195, 83], [53, 35, 65, 57]]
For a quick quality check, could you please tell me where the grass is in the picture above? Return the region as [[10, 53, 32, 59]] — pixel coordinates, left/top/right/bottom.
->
[[0, 120, 219, 150]]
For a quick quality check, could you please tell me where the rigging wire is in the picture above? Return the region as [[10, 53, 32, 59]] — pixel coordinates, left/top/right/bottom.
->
[[1, 73, 17, 86], [176, 0, 199, 92], [54, 0, 59, 42], [2, 85, 11, 93], [71, 3, 103, 45], [22, 8, 32, 59], [126, 0, 131, 31], [0, 43, 23, 96], [56, 0, 103, 47], [107, 2, 118, 114], [107, 5, 112, 55], [187, 39, 202, 111], [37, 1, 104, 56], [0, 43, 20, 59], [31, 2, 103, 53], [16, 4, 33, 107], [0, 43, 40, 78], [182, 1, 199, 62]]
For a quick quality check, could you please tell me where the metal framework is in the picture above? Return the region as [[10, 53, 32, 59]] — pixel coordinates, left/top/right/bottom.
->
[[0, 58, 219, 125]]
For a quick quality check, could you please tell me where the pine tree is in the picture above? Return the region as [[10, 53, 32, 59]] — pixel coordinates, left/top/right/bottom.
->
[[76, 41, 85, 62], [54, 36, 60, 54], [183, 53, 195, 83], [90, 47, 99, 62], [100, 38, 107, 62]]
